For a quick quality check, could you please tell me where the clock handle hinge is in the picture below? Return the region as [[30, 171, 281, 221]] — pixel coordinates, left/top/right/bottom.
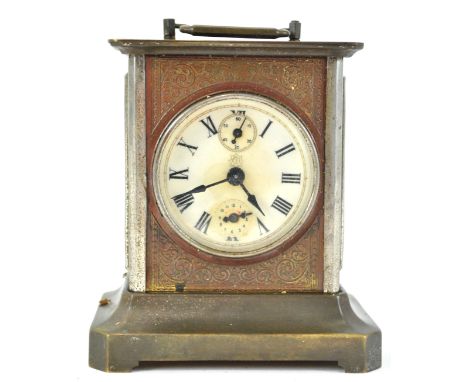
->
[[163, 19, 301, 41]]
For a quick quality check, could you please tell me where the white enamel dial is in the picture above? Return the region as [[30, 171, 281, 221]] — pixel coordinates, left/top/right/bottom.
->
[[153, 93, 320, 258]]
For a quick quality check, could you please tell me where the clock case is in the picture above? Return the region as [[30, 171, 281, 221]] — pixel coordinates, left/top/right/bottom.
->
[[89, 20, 381, 373]]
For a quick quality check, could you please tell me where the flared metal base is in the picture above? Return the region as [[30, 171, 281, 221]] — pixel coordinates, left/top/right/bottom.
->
[[89, 282, 381, 373]]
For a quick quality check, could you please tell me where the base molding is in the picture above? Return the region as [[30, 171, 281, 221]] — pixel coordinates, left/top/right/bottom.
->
[[89, 282, 381, 373]]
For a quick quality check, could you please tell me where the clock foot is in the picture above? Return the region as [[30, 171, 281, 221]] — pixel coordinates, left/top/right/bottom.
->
[[89, 281, 381, 373]]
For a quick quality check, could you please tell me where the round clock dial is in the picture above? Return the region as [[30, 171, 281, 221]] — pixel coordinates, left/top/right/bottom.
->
[[153, 93, 320, 258]]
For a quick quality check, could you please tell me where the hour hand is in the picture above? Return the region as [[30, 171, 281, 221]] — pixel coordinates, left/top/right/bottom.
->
[[171, 178, 228, 213], [240, 184, 265, 216], [223, 211, 253, 223], [178, 178, 228, 197]]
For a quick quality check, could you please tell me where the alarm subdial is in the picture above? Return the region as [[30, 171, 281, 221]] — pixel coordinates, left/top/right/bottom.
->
[[212, 199, 255, 242], [219, 114, 257, 152]]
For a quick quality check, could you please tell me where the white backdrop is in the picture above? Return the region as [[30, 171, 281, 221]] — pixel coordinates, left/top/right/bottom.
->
[[1, 0, 467, 380]]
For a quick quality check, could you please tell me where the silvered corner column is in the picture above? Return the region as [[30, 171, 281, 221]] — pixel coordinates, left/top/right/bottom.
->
[[125, 55, 147, 292], [324, 57, 344, 293]]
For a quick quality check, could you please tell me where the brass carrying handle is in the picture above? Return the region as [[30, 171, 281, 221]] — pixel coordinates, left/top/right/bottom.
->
[[163, 19, 301, 41]]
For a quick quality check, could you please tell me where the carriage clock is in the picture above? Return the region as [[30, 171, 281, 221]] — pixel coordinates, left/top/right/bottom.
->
[[89, 19, 381, 373]]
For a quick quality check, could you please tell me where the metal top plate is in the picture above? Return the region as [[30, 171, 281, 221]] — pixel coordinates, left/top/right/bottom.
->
[[109, 39, 363, 57]]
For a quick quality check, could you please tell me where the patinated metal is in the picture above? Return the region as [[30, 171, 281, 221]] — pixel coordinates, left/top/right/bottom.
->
[[89, 281, 381, 373], [109, 39, 363, 58], [163, 19, 300, 41]]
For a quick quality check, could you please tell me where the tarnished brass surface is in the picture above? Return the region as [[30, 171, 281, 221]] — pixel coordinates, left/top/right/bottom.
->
[[89, 281, 381, 373], [178, 24, 290, 39], [109, 40, 363, 57], [164, 19, 301, 40]]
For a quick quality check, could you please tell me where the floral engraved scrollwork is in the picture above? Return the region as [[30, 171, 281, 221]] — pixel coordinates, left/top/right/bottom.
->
[[291, 249, 308, 262], [276, 257, 308, 283], [256, 269, 273, 283], [193, 268, 212, 282], [165, 64, 195, 88], [212, 268, 231, 282], [170, 257, 193, 282], [152, 57, 325, 131], [239, 268, 257, 282]]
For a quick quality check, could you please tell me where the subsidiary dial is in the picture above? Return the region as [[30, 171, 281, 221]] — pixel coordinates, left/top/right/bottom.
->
[[219, 111, 257, 151], [212, 199, 255, 242]]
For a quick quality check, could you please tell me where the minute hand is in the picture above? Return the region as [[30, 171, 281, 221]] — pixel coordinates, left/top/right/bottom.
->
[[240, 183, 265, 216]]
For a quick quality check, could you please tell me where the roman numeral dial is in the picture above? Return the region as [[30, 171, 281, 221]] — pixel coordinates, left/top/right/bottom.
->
[[169, 168, 189, 180], [271, 196, 294, 216], [260, 120, 272, 138], [194, 212, 212, 234], [172, 193, 194, 213], [275, 143, 295, 158], [200, 116, 218, 137], [281, 173, 301, 184], [177, 138, 198, 156], [153, 93, 320, 258], [257, 218, 270, 236]]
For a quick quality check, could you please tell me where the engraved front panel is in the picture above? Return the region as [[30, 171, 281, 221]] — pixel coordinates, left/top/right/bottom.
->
[[146, 56, 326, 292]]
